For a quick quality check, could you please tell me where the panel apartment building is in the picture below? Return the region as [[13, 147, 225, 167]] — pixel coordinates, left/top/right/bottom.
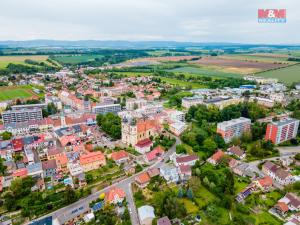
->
[[265, 118, 299, 144], [2, 104, 44, 125], [217, 117, 251, 143]]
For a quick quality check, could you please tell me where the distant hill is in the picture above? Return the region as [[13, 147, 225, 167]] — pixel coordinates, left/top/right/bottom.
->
[[0, 40, 299, 49]]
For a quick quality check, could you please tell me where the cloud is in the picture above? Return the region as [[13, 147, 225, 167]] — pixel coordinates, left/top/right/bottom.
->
[[0, 0, 299, 43]]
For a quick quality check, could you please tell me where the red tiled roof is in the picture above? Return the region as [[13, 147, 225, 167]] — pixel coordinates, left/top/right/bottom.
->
[[79, 151, 105, 165], [105, 187, 126, 202], [135, 138, 152, 148], [12, 168, 28, 177], [211, 150, 225, 162], [275, 202, 289, 213], [147, 168, 160, 177], [111, 150, 129, 161], [258, 176, 273, 187], [12, 138, 24, 151], [135, 172, 150, 185], [56, 153, 68, 166], [179, 165, 191, 174], [146, 146, 164, 161], [137, 119, 159, 133], [176, 155, 198, 164]]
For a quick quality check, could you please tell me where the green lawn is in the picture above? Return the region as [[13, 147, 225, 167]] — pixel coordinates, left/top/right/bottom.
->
[[52, 54, 104, 64], [179, 198, 199, 214], [160, 77, 207, 89], [234, 177, 250, 194], [256, 64, 300, 84], [0, 85, 41, 101], [194, 185, 217, 209]]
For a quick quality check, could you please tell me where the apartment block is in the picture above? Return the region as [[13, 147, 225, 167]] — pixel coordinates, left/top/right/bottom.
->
[[92, 104, 121, 114], [2, 106, 43, 125], [217, 117, 251, 143], [265, 118, 299, 144]]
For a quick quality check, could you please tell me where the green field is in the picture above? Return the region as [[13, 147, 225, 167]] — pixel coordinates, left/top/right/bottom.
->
[[0, 86, 41, 101], [160, 77, 206, 89], [52, 54, 104, 64], [0, 55, 50, 69], [169, 66, 243, 79], [220, 54, 292, 63], [256, 64, 300, 84], [111, 71, 206, 89]]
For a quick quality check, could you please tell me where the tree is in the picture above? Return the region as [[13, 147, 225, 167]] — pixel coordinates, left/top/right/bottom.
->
[[176, 144, 187, 154], [85, 174, 94, 184], [1, 131, 12, 140], [64, 185, 77, 204], [295, 153, 300, 161], [178, 187, 184, 198], [96, 113, 121, 139], [0, 158, 7, 175], [186, 188, 194, 199], [202, 138, 217, 155]]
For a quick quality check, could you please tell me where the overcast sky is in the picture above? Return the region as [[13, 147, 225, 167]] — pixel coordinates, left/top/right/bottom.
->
[[0, 0, 299, 44]]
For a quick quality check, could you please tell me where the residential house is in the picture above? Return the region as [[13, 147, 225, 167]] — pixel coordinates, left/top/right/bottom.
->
[[138, 205, 155, 225], [147, 168, 160, 178], [175, 155, 198, 167], [207, 150, 225, 165], [178, 165, 192, 181], [135, 138, 153, 154], [79, 151, 106, 172], [279, 193, 300, 211], [135, 172, 151, 188], [273, 202, 289, 217], [254, 176, 273, 192], [160, 165, 179, 183], [105, 187, 126, 204], [111, 150, 129, 165], [42, 159, 57, 178], [56, 153, 68, 173], [145, 146, 164, 163], [262, 161, 295, 186], [227, 146, 246, 159], [157, 216, 172, 225]]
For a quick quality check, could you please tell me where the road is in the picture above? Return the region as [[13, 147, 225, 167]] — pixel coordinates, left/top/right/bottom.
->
[[33, 135, 180, 225], [248, 146, 300, 167]]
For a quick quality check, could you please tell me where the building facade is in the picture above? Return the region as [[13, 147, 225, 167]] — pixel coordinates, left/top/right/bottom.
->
[[265, 118, 299, 144], [217, 117, 251, 143]]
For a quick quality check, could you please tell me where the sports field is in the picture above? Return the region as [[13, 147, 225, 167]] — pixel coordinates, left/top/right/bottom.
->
[[0, 86, 40, 101], [255, 64, 300, 84], [0, 55, 49, 69]]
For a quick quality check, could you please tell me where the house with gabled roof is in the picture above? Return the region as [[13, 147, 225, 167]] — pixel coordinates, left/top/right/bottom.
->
[[207, 150, 225, 165], [135, 172, 151, 188], [111, 150, 129, 165]]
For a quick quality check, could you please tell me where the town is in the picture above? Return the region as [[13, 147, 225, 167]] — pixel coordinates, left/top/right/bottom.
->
[[0, 46, 300, 225]]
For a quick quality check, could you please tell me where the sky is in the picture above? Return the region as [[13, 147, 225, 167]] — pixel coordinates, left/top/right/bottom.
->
[[0, 0, 299, 44]]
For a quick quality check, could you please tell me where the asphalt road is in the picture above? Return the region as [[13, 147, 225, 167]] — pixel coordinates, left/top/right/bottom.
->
[[32, 135, 180, 225]]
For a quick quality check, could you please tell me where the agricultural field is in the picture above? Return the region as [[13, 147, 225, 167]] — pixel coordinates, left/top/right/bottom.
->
[[190, 56, 289, 74], [255, 64, 300, 84], [0, 55, 49, 69], [51, 54, 104, 64], [219, 53, 294, 63], [169, 66, 243, 79], [0, 85, 41, 101]]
